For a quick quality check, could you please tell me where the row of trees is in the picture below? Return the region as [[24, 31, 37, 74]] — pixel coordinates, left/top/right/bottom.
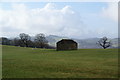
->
[[0, 34, 111, 49], [0, 33, 54, 49]]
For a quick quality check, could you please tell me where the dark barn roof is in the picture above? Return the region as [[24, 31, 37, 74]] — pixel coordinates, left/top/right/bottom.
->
[[56, 39, 78, 51], [57, 39, 76, 43]]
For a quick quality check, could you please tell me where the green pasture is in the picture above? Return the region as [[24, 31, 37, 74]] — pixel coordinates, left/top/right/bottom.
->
[[2, 45, 118, 78]]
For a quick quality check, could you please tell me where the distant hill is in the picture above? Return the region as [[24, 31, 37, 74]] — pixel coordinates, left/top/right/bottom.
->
[[46, 35, 68, 47], [46, 35, 119, 49], [7, 35, 119, 49]]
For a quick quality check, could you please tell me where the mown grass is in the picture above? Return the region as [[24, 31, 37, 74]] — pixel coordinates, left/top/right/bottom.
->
[[2, 45, 118, 78]]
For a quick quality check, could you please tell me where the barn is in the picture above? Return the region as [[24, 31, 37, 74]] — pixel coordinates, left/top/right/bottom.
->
[[56, 39, 78, 51]]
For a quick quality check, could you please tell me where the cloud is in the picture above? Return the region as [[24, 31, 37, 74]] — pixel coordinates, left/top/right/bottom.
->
[[0, 3, 118, 39], [101, 2, 118, 22], [0, 0, 119, 2], [0, 3, 85, 38]]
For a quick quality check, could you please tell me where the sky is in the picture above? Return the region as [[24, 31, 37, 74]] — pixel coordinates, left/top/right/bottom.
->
[[0, 2, 118, 39]]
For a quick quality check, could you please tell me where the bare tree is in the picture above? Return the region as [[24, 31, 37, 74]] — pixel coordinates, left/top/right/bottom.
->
[[98, 37, 111, 49], [19, 33, 31, 47], [12, 38, 21, 46], [34, 33, 48, 48]]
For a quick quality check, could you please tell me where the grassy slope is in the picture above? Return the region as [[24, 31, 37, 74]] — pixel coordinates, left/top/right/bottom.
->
[[2, 45, 118, 78]]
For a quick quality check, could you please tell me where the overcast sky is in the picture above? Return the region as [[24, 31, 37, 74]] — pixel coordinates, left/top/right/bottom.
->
[[0, 2, 118, 39]]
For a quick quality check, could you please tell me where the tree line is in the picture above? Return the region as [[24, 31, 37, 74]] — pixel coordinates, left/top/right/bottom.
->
[[0, 33, 112, 49], [0, 33, 55, 49]]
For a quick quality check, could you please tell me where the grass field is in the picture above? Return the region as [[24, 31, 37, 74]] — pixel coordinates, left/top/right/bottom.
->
[[2, 45, 118, 78]]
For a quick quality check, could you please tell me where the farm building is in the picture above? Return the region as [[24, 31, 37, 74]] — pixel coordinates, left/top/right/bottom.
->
[[56, 39, 78, 51]]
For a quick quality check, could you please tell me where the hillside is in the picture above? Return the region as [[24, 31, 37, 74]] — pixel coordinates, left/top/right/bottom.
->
[[46, 35, 68, 47], [4, 35, 118, 49], [46, 35, 119, 49]]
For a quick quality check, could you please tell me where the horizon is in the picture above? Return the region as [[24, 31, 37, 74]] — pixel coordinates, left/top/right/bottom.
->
[[0, 34, 118, 40], [0, 2, 118, 39]]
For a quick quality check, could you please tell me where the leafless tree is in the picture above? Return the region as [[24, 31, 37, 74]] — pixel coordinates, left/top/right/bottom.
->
[[34, 33, 48, 48], [19, 33, 31, 47], [98, 37, 111, 49]]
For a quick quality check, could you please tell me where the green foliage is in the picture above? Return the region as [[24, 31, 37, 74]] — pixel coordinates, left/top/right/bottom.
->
[[2, 45, 118, 78]]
